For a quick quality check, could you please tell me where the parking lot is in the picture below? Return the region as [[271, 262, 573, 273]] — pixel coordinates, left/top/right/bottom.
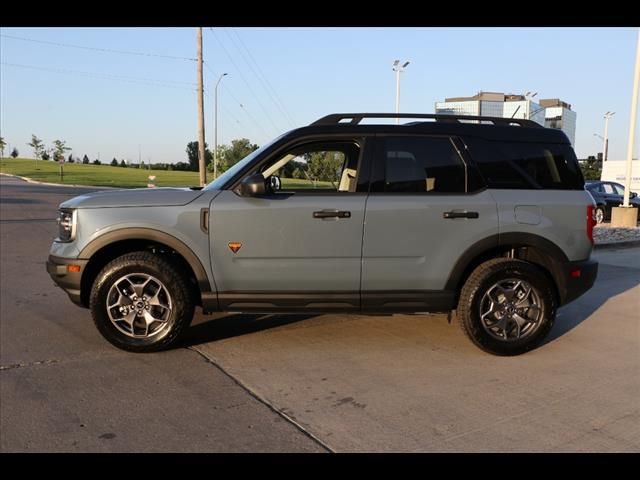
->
[[1, 175, 638, 452]]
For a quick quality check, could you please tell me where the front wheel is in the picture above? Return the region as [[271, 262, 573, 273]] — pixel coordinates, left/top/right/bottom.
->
[[456, 258, 556, 356], [89, 251, 195, 352]]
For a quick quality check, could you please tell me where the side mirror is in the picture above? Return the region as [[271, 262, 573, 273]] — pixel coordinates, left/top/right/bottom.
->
[[269, 175, 281, 192], [238, 173, 267, 197], [631, 191, 638, 199]]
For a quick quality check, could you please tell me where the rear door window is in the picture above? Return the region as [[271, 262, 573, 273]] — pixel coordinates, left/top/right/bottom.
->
[[377, 136, 467, 193]]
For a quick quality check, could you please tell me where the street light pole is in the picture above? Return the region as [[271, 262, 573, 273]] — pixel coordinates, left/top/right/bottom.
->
[[622, 29, 639, 208], [603, 111, 615, 161], [213, 73, 228, 179], [392, 60, 410, 125]]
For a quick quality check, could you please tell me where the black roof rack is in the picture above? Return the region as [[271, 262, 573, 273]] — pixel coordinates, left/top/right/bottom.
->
[[310, 113, 542, 129]]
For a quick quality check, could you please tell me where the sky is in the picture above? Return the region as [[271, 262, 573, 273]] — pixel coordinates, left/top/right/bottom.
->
[[1, 27, 638, 164]]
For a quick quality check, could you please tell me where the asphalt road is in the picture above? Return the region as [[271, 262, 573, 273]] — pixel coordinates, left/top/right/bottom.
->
[[1, 175, 638, 452]]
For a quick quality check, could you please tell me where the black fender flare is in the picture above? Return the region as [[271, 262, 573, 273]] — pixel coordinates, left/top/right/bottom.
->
[[445, 232, 568, 295], [79, 227, 212, 293]]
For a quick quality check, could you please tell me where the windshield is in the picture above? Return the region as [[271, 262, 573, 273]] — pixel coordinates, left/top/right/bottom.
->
[[203, 134, 285, 191]]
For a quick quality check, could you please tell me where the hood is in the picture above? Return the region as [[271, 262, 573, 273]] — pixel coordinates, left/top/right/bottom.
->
[[60, 187, 205, 209]]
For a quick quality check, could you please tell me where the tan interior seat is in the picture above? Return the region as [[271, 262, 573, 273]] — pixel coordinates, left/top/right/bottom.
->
[[339, 167, 357, 192]]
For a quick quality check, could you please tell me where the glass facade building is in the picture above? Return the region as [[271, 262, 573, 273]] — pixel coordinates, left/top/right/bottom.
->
[[435, 92, 576, 146]]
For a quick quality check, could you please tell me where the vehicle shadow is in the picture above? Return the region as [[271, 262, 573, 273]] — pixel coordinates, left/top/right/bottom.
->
[[178, 313, 319, 348], [543, 262, 640, 344], [178, 262, 639, 350]]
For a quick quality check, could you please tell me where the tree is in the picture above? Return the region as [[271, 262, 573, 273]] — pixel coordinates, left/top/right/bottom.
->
[[10, 147, 19, 158], [120, 159, 127, 168], [111, 158, 118, 166], [82, 154, 90, 164], [186, 141, 213, 172], [93, 159, 101, 165], [305, 151, 343, 185], [68, 154, 75, 164], [579, 156, 602, 181], [51, 140, 71, 162], [213, 138, 259, 174], [0, 137, 5, 158], [52, 140, 71, 180], [42, 150, 50, 161], [173, 161, 191, 171], [27, 135, 45, 161]]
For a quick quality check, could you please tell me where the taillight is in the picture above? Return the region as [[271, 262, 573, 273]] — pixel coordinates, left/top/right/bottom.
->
[[586, 205, 596, 245]]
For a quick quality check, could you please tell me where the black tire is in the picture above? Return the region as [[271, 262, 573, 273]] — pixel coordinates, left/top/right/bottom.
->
[[89, 251, 195, 352], [595, 206, 605, 224], [456, 258, 556, 356]]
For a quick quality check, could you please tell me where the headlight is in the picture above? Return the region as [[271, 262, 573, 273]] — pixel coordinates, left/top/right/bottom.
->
[[56, 209, 77, 242]]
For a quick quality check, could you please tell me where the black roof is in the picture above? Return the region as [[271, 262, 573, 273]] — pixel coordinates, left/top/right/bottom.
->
[[290, 113, 571, 144]]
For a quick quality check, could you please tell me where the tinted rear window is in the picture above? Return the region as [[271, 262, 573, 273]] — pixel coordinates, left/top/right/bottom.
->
[[382, 136, 466, 193], [464, 138, 584, 190]]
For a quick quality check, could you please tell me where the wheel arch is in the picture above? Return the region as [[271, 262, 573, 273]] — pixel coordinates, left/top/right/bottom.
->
[[445, 233, 568, 305], [78, 228, 212, 308]]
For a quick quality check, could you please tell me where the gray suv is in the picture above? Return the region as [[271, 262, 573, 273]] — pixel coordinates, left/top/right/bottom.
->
[[47, 113, 598, 356]]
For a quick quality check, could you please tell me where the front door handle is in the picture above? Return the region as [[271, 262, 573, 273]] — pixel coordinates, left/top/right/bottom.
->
[[313, 210, 351, 219], [443, 211, 479, 219]]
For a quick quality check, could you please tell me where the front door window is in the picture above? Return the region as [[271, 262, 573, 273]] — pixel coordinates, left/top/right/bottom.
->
[[260, 141, 361, 193]]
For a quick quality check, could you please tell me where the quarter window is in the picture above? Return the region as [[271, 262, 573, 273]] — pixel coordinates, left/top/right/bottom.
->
[[465, 138, 584, 190]]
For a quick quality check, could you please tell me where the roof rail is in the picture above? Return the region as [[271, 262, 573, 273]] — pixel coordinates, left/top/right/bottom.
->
[[310, 113, 542, 128]]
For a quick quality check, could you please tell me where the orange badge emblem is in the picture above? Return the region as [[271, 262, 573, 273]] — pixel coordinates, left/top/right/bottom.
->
[[228, 242, 242, 253]]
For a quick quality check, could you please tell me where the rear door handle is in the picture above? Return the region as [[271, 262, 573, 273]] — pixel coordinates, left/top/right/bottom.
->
[[443, 211, 479, 219], [313, 210, 351, 219]]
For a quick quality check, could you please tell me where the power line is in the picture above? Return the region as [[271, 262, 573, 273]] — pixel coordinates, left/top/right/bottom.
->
[[2, 62, 197, 91], [230, 28, 296, 128], [207, 27, 281, 136], [202, 61, 270, 138], [0, 33, 197, 61], [203, 90, 243, 146], [203, 89, 242, 125]]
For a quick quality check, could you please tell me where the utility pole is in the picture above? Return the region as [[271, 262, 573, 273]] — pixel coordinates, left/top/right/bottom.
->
[[196, 27, 206, 187]]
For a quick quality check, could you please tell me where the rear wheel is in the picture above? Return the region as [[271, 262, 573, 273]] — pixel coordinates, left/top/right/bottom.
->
[[89, 251, 195, 352], [456, 258, 556, 356]]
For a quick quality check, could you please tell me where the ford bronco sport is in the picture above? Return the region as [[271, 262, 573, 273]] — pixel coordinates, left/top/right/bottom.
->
[[47, 113, 598, 356]]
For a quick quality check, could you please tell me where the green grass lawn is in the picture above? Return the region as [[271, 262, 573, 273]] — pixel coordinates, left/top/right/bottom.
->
[[1, 158, 336, 190], [0, 158, 200, 188]]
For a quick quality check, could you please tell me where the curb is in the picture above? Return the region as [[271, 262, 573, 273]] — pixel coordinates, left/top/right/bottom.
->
[[594, 239, 640, 250], [0, 172, 116, 189]]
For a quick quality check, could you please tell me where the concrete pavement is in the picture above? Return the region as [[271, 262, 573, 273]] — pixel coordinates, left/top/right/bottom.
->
[[0, 176, 325, 452], [1, 175, 638, 452]]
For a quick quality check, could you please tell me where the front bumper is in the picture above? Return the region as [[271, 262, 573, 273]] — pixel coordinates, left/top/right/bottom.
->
[[558, 259, 598, 306], [46, 255, 89, 307]]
